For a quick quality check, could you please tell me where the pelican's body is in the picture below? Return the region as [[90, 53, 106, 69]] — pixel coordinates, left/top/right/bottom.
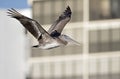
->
[[7, 6, 80, 50], [35, 35, 66, 49], [38, 38, 64, 49]]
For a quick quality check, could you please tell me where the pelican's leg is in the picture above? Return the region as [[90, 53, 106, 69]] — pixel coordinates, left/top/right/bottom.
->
[[32, 45, 39, 48]]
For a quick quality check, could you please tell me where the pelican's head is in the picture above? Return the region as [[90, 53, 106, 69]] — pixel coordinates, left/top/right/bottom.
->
[[60, 34, 81, 46]]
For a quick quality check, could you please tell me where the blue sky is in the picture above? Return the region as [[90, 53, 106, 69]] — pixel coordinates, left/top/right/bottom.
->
[[0, 0, 30, 9]]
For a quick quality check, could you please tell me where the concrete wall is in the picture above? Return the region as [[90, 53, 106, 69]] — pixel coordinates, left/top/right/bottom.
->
[[0, 9, 28, 79]]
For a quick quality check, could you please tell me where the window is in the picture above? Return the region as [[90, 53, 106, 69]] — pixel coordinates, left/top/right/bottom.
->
[[32, 0, 83, 25], [90, 0, 120, 20], [89, 28, 120, 53]]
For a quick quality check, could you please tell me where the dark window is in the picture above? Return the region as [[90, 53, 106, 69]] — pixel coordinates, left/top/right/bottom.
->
[[89, 28, 120, 53], [90, 0, 120, 20]]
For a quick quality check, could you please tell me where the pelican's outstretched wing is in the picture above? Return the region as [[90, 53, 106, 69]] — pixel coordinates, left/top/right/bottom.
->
[[48, 6, 72, 37], [7, 8, 49, 40]]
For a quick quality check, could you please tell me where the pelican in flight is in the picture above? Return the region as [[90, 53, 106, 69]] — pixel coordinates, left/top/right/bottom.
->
[[7, 6, 80, 49]]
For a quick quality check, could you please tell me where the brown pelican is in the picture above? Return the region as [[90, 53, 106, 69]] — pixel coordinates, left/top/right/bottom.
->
[[7, 6, 80, 49]]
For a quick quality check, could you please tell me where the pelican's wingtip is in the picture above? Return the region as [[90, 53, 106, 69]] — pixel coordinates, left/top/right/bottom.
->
[[66, 6, 71, 11]]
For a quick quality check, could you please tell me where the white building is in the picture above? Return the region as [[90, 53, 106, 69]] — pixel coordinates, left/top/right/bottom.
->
[[0, 9, 31, 79]]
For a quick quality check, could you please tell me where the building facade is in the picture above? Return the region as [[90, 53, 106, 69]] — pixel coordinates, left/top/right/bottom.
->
[[27, 0, 120, 79]]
